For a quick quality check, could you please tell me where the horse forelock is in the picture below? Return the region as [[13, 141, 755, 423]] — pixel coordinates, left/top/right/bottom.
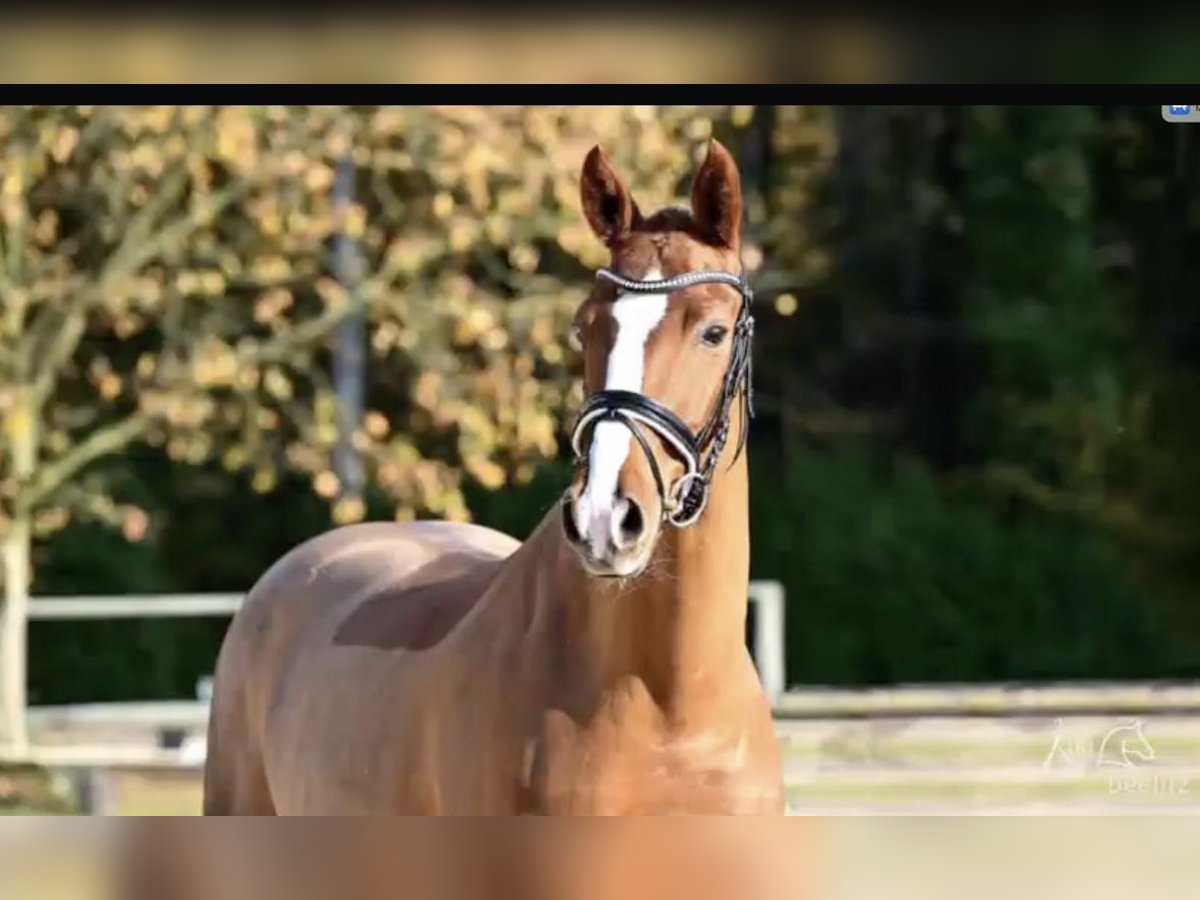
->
[[601, 207, 740, 287]]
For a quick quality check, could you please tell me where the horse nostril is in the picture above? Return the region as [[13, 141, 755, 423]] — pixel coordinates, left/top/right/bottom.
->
[[616, 497, 645, 546]]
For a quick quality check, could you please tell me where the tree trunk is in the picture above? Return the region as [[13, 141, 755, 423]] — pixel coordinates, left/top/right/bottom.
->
[[332, 152, 365, 505], [1, 394, 36, 753], [1, 515, 30, 752]]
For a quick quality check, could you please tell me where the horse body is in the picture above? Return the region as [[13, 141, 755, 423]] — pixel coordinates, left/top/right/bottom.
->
[[205, 509, 782, 814], [204, 138, 786, 816]]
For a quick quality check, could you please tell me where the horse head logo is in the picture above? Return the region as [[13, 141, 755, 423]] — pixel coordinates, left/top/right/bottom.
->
[[1097, 719, 1156, 769]]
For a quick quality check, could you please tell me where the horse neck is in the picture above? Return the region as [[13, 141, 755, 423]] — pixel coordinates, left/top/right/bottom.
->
[[551, 441, 752, 719]]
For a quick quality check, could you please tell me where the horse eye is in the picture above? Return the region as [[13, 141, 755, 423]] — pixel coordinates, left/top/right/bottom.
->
[[700, 324, 729, 347]]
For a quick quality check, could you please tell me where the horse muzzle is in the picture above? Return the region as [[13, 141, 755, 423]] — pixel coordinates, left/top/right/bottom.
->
[[561, 487, 655, 578]]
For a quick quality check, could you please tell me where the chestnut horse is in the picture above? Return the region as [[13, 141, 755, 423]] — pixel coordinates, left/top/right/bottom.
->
[[202, 138, 785, 815]]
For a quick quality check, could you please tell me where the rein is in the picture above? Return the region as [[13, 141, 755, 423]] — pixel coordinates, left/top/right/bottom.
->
[[569, 266, 756, 528]]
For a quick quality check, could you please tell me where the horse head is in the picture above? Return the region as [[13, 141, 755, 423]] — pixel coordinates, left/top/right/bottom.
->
[[561, 139, 755, 578]]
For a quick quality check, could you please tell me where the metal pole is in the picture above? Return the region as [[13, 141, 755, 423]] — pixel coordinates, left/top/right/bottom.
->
[[331, 152, 365, 500]]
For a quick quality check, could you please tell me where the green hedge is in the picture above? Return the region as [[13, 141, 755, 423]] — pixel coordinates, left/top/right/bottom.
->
[[749, 443, 1193, 686]]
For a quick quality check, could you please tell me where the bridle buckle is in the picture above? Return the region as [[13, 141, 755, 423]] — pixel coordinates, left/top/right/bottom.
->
[[666, 471, 709, 527]]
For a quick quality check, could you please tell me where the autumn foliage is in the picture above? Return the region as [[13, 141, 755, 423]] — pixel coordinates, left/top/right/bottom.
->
[[0, 105, 774, 543]]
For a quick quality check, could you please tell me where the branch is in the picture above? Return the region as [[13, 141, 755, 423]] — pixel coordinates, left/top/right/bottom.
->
[[0, 269, 16, 319], [25, 289, 92, 409], [5, 249, 86, 381], [51, 482, 125, 531], [18, 411, 150, 511], [26, 170, 190, 397], [237, 291, 368, 366], [104, 170, 212, 281], [1, 165, 31, 343], [27, 176, 247, 412]]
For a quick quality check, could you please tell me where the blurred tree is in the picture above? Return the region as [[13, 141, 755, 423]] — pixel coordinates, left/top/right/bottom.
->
[[750, 442, 1190, 685], [1087, 105, 1200, 639], [746, 105, 843, 452], [0, 105, 366, 747], [748, 104, 1200, 680], [962, 106, 1130, 513], [960, 106, 1200, 643]]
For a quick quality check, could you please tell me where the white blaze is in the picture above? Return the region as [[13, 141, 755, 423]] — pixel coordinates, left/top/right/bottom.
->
[[576, 269, 668, 557]]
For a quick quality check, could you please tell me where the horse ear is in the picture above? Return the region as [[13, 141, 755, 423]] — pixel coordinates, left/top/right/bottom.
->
[[580, 145, 641, 244], [689, 139, 743, 248]]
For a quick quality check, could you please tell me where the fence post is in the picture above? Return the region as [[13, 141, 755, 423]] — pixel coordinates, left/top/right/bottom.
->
[[749, 581, 786, 702]]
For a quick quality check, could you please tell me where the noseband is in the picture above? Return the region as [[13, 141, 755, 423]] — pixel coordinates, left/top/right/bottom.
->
[[569, 267, 755, 528]]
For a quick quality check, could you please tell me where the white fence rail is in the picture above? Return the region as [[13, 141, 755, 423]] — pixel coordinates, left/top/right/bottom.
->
[[27, 593, 245, 620], [12, 682, 1200, 816], [11, 583, 1200, 815], [8, 582, 787, 765]]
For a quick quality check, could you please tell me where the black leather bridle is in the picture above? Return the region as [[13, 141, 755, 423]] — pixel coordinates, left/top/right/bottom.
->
[[569, 266, 756, 528]]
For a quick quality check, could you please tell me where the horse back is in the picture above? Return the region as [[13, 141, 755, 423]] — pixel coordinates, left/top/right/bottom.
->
[[226, 519, 518, 684]]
